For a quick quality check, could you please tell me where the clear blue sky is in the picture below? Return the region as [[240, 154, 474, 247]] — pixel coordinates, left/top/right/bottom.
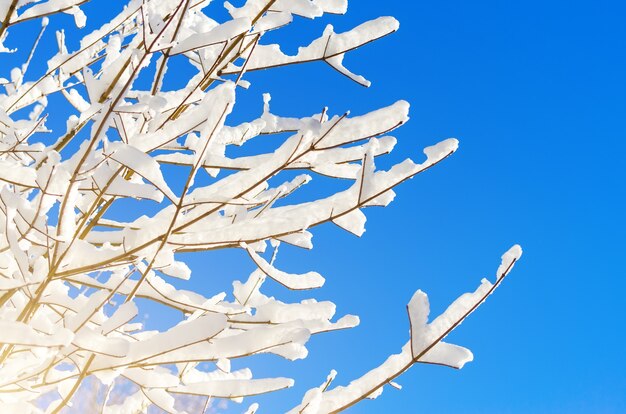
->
[[4, 1, 625, 413]]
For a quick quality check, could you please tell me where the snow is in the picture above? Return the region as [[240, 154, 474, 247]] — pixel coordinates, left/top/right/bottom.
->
[[171, 18, 251, 55], [65, 5, 86, 28], [0, 320, 73, 347], [223, 17, 399, 80], [72, 326, 130, 357], [243, 242, 325, 290], [0, 159, 38, 187], [332, 209, 366, 236], [168, 377, 295, 398], [106, 141, 179, 203], [497, 244, 523, 278], [0, 0, 522, 411], [13, 1, 88, 26], [92, 313, 228, 370]]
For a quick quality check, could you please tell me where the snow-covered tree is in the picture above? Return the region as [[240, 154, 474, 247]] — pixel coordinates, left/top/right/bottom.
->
[[0, 0, 522, 412]]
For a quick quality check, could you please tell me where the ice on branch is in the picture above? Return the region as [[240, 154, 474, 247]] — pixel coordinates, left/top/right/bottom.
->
[[0, 0, 520, 412]]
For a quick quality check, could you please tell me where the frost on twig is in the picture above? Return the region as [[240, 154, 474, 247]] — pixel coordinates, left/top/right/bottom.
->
[[0, 0, 520, 412]]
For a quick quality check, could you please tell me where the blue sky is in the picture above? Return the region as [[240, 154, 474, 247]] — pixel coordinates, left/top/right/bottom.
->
[[3, 1, 625, 413]]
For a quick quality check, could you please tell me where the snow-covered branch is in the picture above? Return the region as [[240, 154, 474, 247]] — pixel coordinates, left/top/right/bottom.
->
[[0, 0, 521, 412]]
